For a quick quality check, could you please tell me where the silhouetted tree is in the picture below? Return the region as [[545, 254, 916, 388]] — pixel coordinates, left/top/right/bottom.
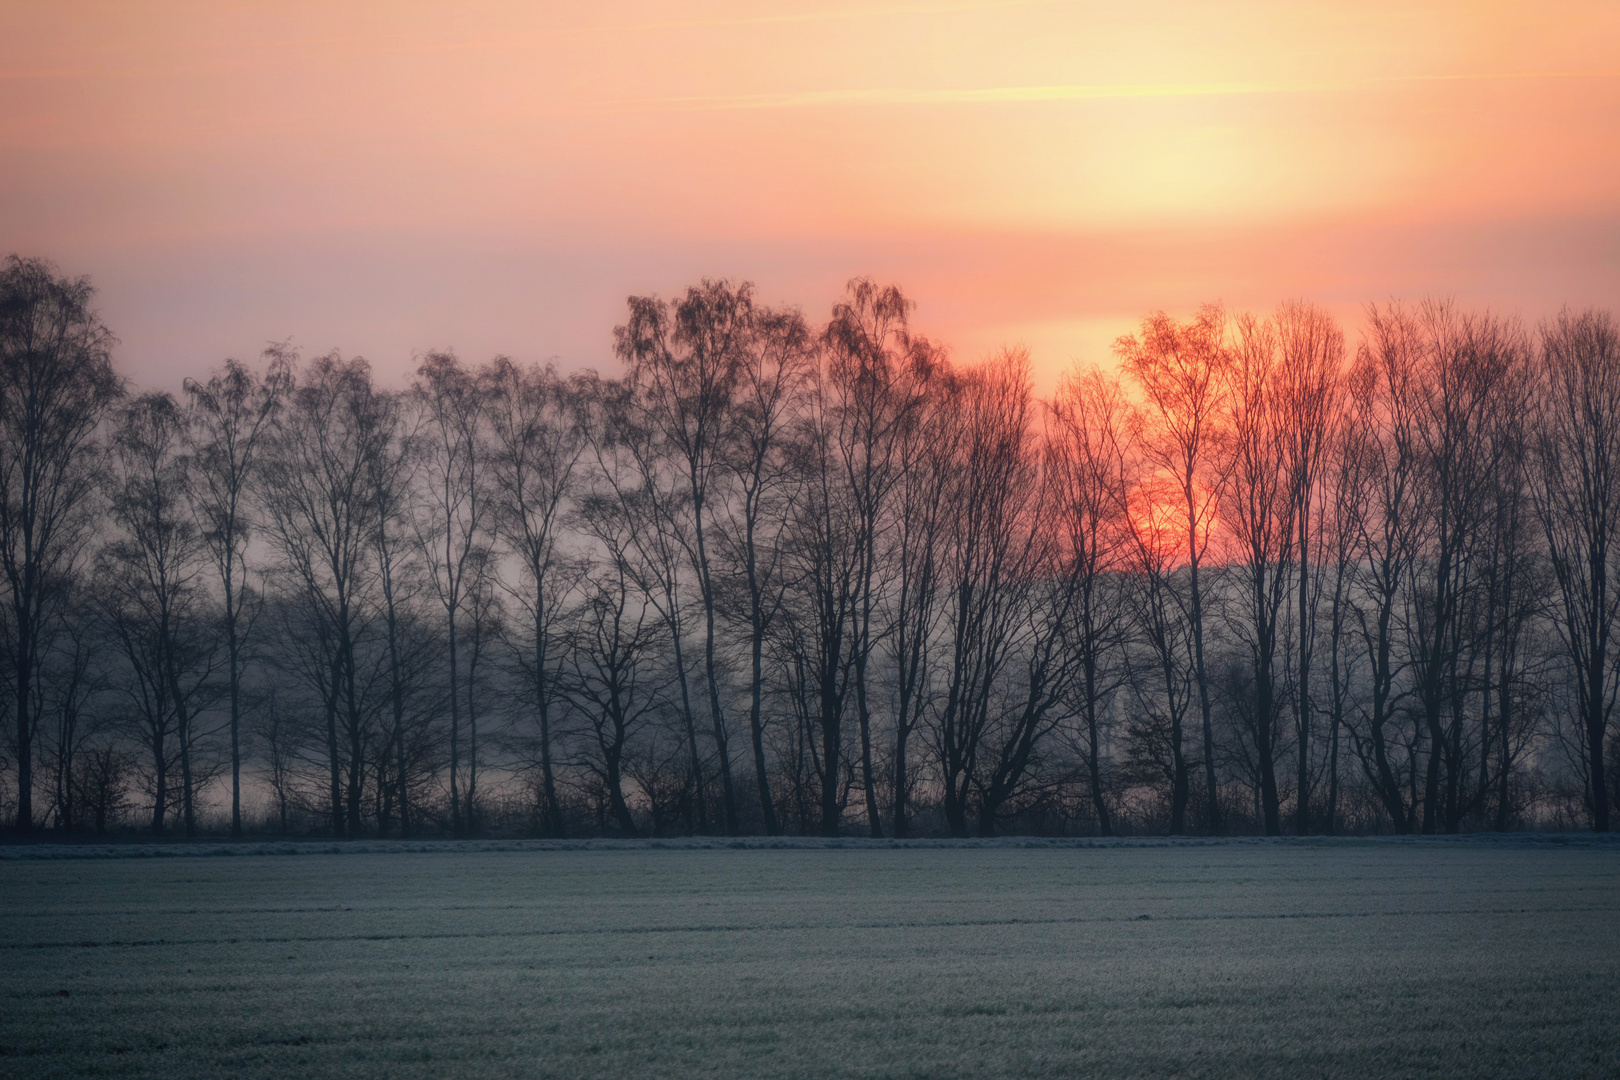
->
[[0, 256, 119, 831], [98, 393, 221, 834], [1534, 308, 1620, 832], [483, 357, 585, 838], [617, 281, 751, 833], [184, 350, 288, 836], [1117, 305, 1231, 834], [1048, 366, 1134, 835], [259, 353, 388, 836], [412, 351, 490, 837]]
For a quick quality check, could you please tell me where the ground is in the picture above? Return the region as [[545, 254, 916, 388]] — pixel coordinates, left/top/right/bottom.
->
[[1, 836, 1617, 1079]]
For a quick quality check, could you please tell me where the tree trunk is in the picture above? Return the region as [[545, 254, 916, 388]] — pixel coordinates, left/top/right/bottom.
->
[[818, 649, 842, 837], [448, 609, 461, 837], [1296, 509, 1312, 835], [853, 648, 882, 838], [1085, 672, 1112, 836], [14, 646, 33, 831], [1188, 552, 1221, 835], [669, 629, 706, 832], [346, 638, 364, 837], [695, 503, 739, 835], [534, 602, 564, 838], [326, 662, 343, 838], [748, 603, 779, 835]]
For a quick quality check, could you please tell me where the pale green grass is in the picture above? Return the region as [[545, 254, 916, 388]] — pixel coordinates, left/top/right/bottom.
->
[[2, 841, 1617, 1078]]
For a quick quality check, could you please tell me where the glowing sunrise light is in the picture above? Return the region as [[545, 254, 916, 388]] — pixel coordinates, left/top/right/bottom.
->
[[1126, 471, 1217, 570], [1, 1, 1617, 389]]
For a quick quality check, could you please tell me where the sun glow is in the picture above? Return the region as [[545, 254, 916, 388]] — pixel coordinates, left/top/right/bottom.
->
[[1126, 471, 1216, 569], [1, 2, 1617, 388]]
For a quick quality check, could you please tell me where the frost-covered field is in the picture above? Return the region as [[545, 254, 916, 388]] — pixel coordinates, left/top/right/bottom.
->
[[2, 837, 1617, 1079]]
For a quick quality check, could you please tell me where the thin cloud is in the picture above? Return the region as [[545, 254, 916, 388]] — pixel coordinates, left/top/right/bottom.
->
[[662, 69, 1620, 112], [0, 2, 1068, 82], [594, 0, 1071, 34]]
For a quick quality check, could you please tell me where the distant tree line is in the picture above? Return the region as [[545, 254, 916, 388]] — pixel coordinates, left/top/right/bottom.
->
[[2, 254, 1617, 838]]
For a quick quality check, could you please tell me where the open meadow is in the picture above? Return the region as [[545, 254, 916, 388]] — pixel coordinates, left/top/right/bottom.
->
[[2, 837, 1618, 1079]]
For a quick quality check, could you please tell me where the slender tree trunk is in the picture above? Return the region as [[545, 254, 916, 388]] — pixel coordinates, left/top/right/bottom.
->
[[606, 749, 638, 837], [853, 646, 882, 838], [326, 658, 343, 838], [818, 629, 843, 837], [1188, 553, 1221, 834], [534, 600, 564, 837], [892, 717, 911, 838], [151, 731, 167, 836], [448, 610, 461, 837], [222, 545, 243, 839], [346, 636, 363, 837], [1084, 652, 1113, 836], [385, 599, 408, 838], [1326, 704, 1341, 834], [165, 626, 198, 838], [1296, 508, 1311, 835], [603, 685, 638, 837], [694, 502, 739, 835], [669, 629, 707, 832], [1255, 646, 1281, 835], [179, 721, 195, 836], [1421, 706, 1444, 835], [1252, 565, 1282, 836], [14, 644, 33, 832], [228, 617, 242, 837], [1589, 707, 1611, 832], [747, 577, 779, 835], [467, 632, 480, 835]]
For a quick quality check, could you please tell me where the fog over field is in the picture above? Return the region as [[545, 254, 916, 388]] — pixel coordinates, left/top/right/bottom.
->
[[3, 838, 1617, 1079]]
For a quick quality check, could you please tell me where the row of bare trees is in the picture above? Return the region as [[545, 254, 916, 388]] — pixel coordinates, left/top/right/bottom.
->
[[2, 254, 1616, 837]]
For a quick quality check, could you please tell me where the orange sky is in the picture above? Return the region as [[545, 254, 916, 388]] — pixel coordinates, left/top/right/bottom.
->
[[3, 0, 1618, 390]]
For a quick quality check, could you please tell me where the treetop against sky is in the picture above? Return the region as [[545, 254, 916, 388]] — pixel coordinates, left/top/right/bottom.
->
[[2, 0, 1617, 392]]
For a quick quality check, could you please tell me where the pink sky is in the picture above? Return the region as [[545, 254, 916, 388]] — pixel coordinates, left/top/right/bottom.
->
[[3, 0, 1618, 391]]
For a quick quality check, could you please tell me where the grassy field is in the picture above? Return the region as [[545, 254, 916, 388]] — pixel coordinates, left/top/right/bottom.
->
[[2, 838, 1617, 1079]]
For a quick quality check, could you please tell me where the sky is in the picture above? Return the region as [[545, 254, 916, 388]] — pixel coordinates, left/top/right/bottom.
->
[[3, 0, 1618, 392]]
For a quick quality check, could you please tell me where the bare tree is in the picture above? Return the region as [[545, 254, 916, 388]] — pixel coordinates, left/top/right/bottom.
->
[[955, 353, 1090, 835], [820, 279, 934, 836], [580, 371, 707, 831], [98, 393, 221, 835], [926, 352, 1057, 836], [41, 589, 103, 832], [1533, 308, 1620, 832], [1404, 305, 1529, 833], [365, 388, 420, 836], [1318, 400, 1366, 833], [1116, 305, 1231, 833], [883, 354, 957, 837], [1274, 302, 1344, 834], [1478, 380, 1541, 829], [1343, 307, 1427, 831], [260, 353, 388, 836], [1221, 311, 1295, 833], [462, 550, 502, 832], [411, 351, 490, 837], [184, 350, 288, 836], [74, 739, 133, 834], [0, 256, 120, 830], [786, 362, 859, 836], [569, 488, 670, 838], [714, 307, 813, 835], [1048, 366, 1134, 835], [616, 282, 749, 833], [1122, 463, 1196, 832], [483, 356, 585, 837]]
